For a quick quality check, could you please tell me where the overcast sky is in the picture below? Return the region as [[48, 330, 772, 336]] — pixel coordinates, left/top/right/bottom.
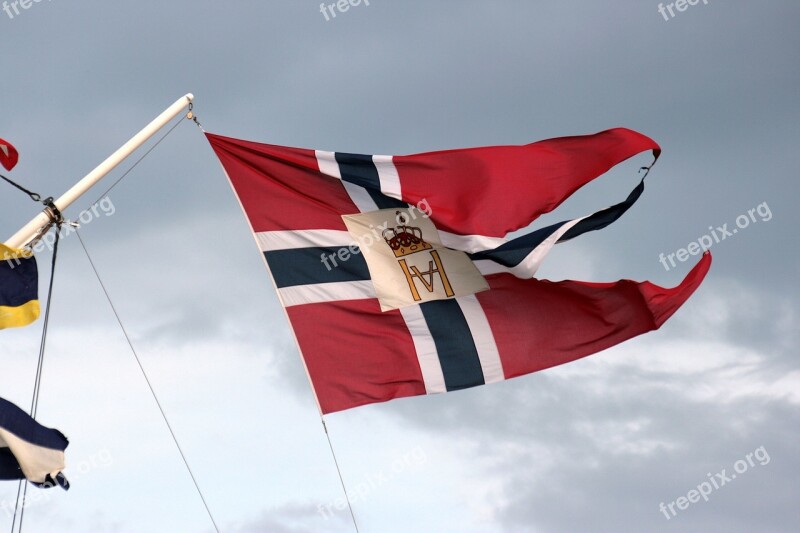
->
[[1, 1, 798, 532]]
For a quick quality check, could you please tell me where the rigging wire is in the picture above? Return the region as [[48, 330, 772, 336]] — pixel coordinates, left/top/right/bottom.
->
[[196, 109, 360, 532], [6, 109, 362, 532], [322, 419, 361, 533], [0, 173, 41, 203], [87, 115, 185, 208], [69, 115, 221, 532], [75, 230, 221, 533], [10, 223, 62, 533]]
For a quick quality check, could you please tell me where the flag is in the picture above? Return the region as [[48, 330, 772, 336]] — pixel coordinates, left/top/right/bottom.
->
[[0, 397, 69, 489], [0, 243, 39, 330], [0, 138, 19, 171], [207, 128, 710, 414]]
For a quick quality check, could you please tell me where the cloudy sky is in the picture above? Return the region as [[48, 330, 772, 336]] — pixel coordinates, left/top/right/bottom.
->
[[1, 1, 798, 531]]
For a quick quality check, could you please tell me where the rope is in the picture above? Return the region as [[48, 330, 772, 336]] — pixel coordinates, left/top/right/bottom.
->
[[87, 115, 185, 208], [199, 110, 359, 531], [68, 114, 220, 532], [322, 419, 361, 532], [74, 230, 220, 533], [7, 108, 358, 532], [8, 483, 22, 533], [0, 173, 41, 203], [10, 224, 62, 533], [10, 112, 219, 532], [30, 224, 60, 419]]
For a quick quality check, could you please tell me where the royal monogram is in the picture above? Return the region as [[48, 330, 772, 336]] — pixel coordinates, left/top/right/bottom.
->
[[383, 212, 453, 301], [343, 207, 488, 311]]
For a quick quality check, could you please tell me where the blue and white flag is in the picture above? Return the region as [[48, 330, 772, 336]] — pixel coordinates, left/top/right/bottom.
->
[[0, 397, 69, 489]]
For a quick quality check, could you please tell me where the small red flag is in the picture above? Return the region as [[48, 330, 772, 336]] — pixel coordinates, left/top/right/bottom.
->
[[0, 138, 19, 171]]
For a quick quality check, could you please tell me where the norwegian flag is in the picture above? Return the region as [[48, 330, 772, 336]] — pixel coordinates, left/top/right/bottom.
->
[[0, 138, 19, 171], [207, 129, 710, 414]]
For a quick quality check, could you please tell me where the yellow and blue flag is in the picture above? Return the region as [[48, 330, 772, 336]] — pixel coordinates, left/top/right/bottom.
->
[[0, 243, 39, 329]]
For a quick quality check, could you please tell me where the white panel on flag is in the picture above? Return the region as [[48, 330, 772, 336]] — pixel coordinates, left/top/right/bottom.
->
[[343, 207, 489, 312]]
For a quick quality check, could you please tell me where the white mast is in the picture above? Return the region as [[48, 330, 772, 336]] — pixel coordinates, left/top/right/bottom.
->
[[5, 93, 194, 249]]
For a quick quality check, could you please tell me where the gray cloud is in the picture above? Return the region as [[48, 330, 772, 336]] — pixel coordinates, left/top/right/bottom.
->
[[1, 0, 797, 531]]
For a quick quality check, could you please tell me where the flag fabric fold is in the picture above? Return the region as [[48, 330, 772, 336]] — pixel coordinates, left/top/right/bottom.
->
[[207, 129, 708, 414], [0, 397, 69, 489], [0, 243, 40, 330]]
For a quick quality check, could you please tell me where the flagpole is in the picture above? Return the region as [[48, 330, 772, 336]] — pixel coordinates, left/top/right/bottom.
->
[[4, 93, 194, 249]]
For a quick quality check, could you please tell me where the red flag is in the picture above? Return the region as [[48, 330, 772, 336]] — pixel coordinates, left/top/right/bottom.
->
[[207, 130, 709, 414], [0, 138, 19, 171]]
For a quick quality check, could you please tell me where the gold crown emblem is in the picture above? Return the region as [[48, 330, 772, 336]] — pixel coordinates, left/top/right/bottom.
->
[[383, 212, 433, 258]]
